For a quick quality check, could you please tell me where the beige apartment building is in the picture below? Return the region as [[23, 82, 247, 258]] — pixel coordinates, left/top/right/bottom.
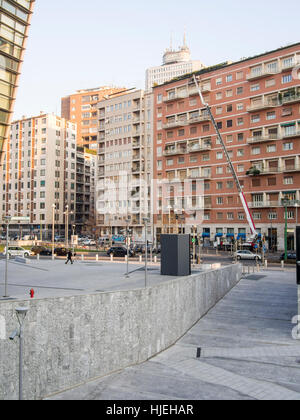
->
[[61, 86, 125, 150], [0, 113, 77, 238], [97, 89, 153, 242]]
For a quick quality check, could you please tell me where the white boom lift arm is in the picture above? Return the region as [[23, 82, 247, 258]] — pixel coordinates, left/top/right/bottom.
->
[[192, 74, 258, 241]]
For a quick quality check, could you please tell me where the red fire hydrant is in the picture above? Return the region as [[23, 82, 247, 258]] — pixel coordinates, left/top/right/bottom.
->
[[30, 288, 35, 299]]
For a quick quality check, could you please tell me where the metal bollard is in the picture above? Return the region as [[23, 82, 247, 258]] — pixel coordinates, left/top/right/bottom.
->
[[96, 254, 99, 262], [37, 254, 40, 261], [248, 266, 250, 275], [81, 254, 84, 261], [110, 254, 113, 262], [281, 260, 284, 269], [139, 255, 142, 263], [154, 256, 157, 263], [265, 260, 268, 269]]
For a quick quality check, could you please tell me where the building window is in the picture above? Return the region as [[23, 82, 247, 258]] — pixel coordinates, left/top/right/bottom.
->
[[282, 74, 292, 84], [284, 177, 293, 185], [251, 147, 261, 155], [283, 142, 293, 151], [251, 114, 260, 123], [267, 145, 276, 153], [250, 84, 260, 92]]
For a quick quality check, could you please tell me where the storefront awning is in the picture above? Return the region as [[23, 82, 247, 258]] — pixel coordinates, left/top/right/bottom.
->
[[281, 122, 296, 127]]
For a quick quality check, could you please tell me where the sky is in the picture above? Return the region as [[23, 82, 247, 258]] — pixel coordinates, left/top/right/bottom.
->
[[13, 0, 300, 120]]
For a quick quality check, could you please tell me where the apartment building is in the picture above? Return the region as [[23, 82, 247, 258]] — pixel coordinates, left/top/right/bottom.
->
[[0, 113, 77, 238], [153, 42, 300, 251], [145, 36, 204, 91], [76, 147, 96, 235], [0, 0, 35, 160], [61, 86, 125, 150], [97, 89, 153, 242]]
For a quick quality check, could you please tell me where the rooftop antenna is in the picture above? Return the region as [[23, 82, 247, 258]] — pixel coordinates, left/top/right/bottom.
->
[[183, 27, 187, 47]]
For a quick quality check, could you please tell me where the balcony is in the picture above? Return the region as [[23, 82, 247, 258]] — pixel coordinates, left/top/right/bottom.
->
[[162, 92, 188, 102], [189, 85, 211, 96], [246, 69, 279, 81], [132, 164, 145, 174], [283, 131, 300, 139], [163, 119, 187, 129], [132, 140, 141, 148], [259, 167, 281, 175], [188, 114, 210, 124], [247, 100, 278, 112], [281, 60, 299, 72], [188, 172, 211, 180], [284, 164, 300, 173], [163, 146, 187, 156], [188, 142, 212, 152], [247, 135, 279, 144], [133, 129, 141, 137], [248, 201, 281, 208], [281, 94, 300, 105]]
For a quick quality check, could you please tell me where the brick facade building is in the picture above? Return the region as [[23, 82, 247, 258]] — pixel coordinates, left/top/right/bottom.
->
[[153, 42, 300, 251]]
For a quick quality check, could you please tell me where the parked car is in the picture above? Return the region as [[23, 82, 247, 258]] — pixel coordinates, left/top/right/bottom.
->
[[234, 250, 262, 261], [107, 246, 134, 258], [280, 252, 296, 261], [31, 246, 52, 256], [54, 247, 68, 256], [152, 244, 161, 254], [3, 246, 33, 258], [55, 236, 65, 243], [83, 239, 96, 246]]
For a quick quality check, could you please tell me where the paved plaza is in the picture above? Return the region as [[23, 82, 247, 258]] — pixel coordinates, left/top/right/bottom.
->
[[0, 259, 182, 300], [45, 269, 300, 401]]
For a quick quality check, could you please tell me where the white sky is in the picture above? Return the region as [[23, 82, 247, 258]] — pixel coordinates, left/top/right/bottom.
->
[[13, 0, 300, 120]]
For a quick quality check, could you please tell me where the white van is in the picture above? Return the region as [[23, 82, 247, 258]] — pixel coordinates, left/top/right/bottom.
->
[[3, 247, 32, 258]]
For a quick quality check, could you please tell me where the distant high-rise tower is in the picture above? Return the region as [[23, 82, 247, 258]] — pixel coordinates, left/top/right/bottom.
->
[[0, 0, 35, 162], [145, 34, 205, 91]]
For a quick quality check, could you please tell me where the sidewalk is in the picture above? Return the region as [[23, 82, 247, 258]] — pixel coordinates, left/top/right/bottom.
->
[[46, 269, 300, 400]]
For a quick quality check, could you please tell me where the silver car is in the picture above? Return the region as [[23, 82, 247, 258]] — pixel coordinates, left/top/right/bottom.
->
[[234, 250, 262, 261]]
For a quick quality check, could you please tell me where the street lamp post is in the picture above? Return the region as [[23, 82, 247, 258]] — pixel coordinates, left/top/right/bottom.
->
[[168, 205, 172, 234], [3, 216, 11, 298], [125, 219, 130, 278], [193, 225, 196, 266], [72, 224, 76, 255], [143, 218, 150, 288], [52, 204, 55, 260], [65, 205, 69, 249]]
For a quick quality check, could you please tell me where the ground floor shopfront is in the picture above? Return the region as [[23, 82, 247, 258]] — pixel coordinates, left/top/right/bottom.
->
[[155, 223, 298, 252]]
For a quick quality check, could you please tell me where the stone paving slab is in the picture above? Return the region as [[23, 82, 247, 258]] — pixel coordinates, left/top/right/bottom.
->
[[46, 270, 300, 401]]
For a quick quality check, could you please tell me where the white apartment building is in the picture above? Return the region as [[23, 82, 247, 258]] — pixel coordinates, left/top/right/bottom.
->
[[145, 37, 205, 91], [0, 113, 77, 239], [97, 90, 153, 242]]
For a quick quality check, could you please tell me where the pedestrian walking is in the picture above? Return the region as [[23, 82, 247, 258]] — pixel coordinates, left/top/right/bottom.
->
[[65, 249, 73, 265]]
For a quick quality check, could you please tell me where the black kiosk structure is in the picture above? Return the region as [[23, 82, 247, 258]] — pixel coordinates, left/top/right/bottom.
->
[[161, 234, 191, 277]]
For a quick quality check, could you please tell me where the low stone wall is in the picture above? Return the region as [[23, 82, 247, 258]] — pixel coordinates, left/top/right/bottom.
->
[[0, 264, 241, 400]]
